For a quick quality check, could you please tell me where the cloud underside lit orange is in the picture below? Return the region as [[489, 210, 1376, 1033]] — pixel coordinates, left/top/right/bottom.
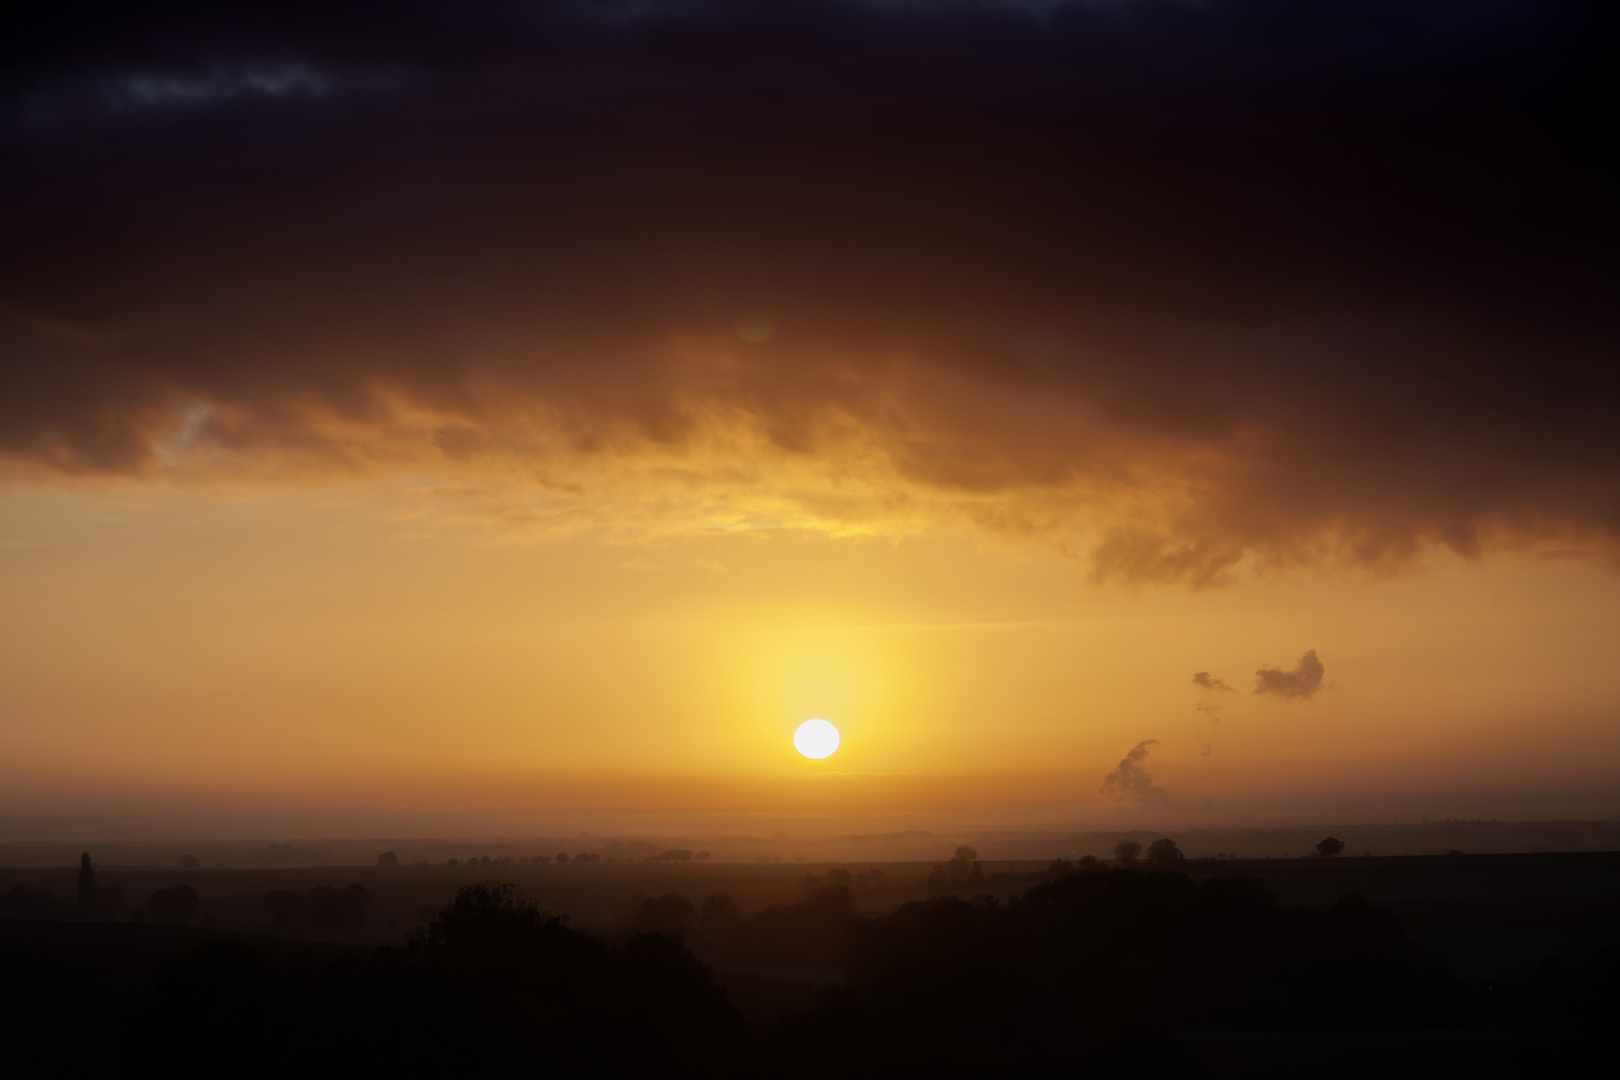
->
[[6, 306, 1616, 587]]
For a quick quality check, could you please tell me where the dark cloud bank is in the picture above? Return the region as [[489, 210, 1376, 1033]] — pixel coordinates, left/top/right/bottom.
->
[[4, 1, 1617, 580]]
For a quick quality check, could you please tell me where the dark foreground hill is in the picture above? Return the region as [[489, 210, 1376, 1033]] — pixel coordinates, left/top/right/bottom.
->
[[3, 862, 1617, 1078]]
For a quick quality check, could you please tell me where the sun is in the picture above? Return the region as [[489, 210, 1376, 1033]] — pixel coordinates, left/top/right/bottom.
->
[[793, 718, 840, 759]]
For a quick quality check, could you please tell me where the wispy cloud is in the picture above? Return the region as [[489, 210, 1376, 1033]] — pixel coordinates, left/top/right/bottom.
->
[[1099, 739, 1170, 809], [1254, 650, 1327, 701]]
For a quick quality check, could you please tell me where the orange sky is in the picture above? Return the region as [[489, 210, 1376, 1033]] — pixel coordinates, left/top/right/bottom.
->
[[4, 480, 1618, 835]]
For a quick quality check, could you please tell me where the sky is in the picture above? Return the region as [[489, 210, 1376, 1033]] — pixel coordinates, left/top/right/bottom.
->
[[2, 1, 1617, 838]]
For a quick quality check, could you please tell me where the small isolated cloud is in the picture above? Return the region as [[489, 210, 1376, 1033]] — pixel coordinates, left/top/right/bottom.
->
[[1192, 671, 1234, 692], [1253, 649, 1326, 700], [1099, 739, 1170, 809]]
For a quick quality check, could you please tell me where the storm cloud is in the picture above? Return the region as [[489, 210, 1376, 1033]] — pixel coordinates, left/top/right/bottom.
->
[[1254, 650, 1328, 701], [4, 1, 1616, 579]]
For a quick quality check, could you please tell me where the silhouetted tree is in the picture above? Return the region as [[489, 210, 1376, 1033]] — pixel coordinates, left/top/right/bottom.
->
[[647, 849, 692, 863], [308, 883, 371, 929], [177, 854, 200, 869], [928, 847, 983, 888], [76, 852, 98, 911], [264, 890, 306, 928], [147, 884, 200, 926], [634, 892, 697, 936], [1146, 838, 1185, 868], [377, 850, 398, 866], [555, 853, 569, 865], [695, 850, 711, 863], [700, 892, 741, 934], [389, 883, 745, 1072], [1113, 839, 1142, 865], [1317, 836, 1346, 858], [771, 864, 1449, 1077]]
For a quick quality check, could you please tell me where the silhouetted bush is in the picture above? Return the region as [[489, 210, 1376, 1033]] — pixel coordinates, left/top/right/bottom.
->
[[263, 890, 306, 928], [307, 883, 370, 929], [1317, 836, 1346, 857], [770, 867, 1458, 1077], [113, 883, 748, 1075], [146, 884, 200, 926], [701, 891, 741, 934], [386, 883, 744, 1072], [0, 884, 40, 919], [720, 884, 855, 967], [634, 892, 697, 936]]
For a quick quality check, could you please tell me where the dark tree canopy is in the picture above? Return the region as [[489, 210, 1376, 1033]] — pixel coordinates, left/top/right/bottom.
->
[[634, 892, 698, 937], [1147, 838, 1186, 868]]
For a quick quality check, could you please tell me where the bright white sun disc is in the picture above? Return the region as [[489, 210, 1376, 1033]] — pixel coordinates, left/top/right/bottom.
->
[[794, 718, 840, 759]]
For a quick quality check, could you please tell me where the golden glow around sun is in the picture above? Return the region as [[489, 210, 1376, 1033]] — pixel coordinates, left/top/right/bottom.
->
[[794, 718, 840, 759]]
